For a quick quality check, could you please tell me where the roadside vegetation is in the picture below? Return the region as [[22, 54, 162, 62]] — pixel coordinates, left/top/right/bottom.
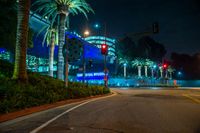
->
[[0, 60, 110, 114]]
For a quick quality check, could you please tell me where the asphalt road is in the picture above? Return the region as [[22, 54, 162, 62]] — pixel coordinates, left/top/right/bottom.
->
[[1, 88, 200, 133]]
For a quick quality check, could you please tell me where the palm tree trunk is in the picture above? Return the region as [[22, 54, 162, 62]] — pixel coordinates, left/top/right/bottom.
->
[[165, 71, 168, 78], [124, 65, 126, 78], [138, 66, 142, 77], [170, 72, 172, 79], [12, 0, 30, 82], [49, 32, 55, 77], [151, 68, 154, 78], [160, 69, 163, 78], [57, 13, 66, 80], [145, 66, 148, 77]]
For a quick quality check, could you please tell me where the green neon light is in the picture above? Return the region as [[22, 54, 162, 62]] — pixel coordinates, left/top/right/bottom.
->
[[87, 40, 114, 47], [0, 51, 10, 60], [85, 36, 116, 43]]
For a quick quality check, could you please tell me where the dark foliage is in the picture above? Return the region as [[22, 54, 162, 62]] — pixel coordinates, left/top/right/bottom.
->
[[116, 36, 166, 62], [138, 36, 166, 62], [171, 52, 200, 79], [0, 0, 34, 52], [0, 60, 13, 77]]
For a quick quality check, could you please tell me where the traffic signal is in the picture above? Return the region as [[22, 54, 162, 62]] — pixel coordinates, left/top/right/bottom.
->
[[163, 64, 168, 69], [101, 44, 108, 55], [153, 22, 159, 34]]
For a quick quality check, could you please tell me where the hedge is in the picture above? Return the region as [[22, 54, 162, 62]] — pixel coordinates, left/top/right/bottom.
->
[[0, 60, 110, 114]]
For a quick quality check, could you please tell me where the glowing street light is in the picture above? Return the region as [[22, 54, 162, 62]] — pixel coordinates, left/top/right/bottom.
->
[[94, 24, 100, 28], [178, 71, 182, 75], [84, 30, 90, 37]]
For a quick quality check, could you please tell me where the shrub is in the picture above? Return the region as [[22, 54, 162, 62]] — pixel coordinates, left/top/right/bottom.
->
[[0, 60, 110, 114], [0, 75, 110, 114], [0, 60, 13, 77]]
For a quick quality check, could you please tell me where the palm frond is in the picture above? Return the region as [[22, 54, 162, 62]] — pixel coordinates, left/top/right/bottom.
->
[[32, 0, 94, 22]]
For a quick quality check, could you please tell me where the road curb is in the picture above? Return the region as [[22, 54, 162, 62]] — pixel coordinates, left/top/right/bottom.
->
[[0, 92, 115, 123]]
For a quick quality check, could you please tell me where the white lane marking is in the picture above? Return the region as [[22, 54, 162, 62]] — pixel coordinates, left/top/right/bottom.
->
[[30, 92, 117, 133], [0, 100, 86, 127]]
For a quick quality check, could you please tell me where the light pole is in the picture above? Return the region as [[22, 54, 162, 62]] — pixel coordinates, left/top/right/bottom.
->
[[82, 30, 90, 83], [104, 23, 108, 87], [93, 22, 108, 87]]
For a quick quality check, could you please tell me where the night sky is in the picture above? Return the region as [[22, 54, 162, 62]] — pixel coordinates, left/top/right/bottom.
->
[[70, 0, 200, 57]]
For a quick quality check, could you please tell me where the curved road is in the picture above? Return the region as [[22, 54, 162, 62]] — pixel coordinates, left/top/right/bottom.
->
[[1, 88, 200, 133]]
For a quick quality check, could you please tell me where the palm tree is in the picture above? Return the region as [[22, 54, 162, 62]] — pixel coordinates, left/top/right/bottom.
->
[[131, 58, 144, 78], [12, 0, 30, 82], [167, 65, 175, 79], [41, 27, 59, 77], [119, 58, 129, 77], [32, 0, 94, 82], [159, 66, 163, 78], [144, 59, 150, 77], [144, 59, 155, 78]]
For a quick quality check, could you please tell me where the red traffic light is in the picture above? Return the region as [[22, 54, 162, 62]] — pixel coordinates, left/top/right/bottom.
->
[[101, 44, 108, 55], [163, 64, 168, 68], [102, 45, 106, 49]]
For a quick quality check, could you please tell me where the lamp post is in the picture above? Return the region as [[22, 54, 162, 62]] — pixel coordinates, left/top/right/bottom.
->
[[82, 30, 90, 83], [104, 23, 108, 87]]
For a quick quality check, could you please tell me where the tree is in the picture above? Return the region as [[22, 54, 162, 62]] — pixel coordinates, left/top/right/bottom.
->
[[12, 0, 30, 82], [159, 66, 163, 78], [38, 26, 59, 77], [118, 58, 129, 77], [137, 36, 167, 62], [144, 59, 154, 78], [0, 0, 34, 53], [116, 36, 137, 61], [32, 0, 94, 86], [171, 52, 200, 79], [167, 65, 175, 79], [131, 58, 144, 78], [0, 0, 16, 51], [117, 36, 167, 63]]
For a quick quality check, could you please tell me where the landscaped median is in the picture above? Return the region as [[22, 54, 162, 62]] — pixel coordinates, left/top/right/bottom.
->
[[0, 60, 110, 122], [0, 90, 112, 123]]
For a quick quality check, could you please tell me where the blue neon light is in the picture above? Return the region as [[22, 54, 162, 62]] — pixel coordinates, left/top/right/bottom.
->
[[77, 72, 108, 80], [0, 48, 6, 53]]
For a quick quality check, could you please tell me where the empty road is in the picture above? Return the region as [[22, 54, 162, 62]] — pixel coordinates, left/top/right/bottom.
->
[[1, 88, 200, 133]]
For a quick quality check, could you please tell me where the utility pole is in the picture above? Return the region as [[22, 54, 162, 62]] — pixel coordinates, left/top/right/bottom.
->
[[83, 30, 90, 83], [104, 23, 108, 87]]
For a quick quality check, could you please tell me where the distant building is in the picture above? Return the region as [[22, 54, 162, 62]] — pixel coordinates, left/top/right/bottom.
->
[[85, 36, 116, 57]]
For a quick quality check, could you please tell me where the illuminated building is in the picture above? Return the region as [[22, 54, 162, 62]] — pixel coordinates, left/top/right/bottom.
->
[[85, 36, 116, 56], [0, 12, 117, 81]]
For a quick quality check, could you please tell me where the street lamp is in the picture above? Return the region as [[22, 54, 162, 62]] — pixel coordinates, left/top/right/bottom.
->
[[94, 24, 100, 29], [84, 30, 90, 37], [82, 30, 90, 83]]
